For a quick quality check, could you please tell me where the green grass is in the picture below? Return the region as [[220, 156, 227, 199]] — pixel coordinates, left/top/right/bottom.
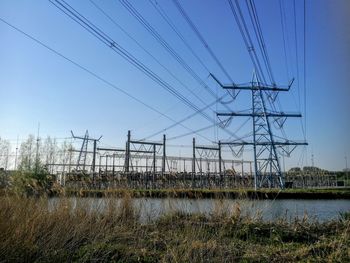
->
[[0, 195, 349, 262]]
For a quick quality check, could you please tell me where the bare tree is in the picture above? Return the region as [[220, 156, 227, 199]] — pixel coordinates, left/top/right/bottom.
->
[[41, 136, 58, 174], [18, 135, 36, 171], [0, 138, 11, 170]]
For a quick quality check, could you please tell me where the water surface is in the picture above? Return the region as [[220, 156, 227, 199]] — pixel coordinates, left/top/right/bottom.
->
[[49, 197, 350, 222]]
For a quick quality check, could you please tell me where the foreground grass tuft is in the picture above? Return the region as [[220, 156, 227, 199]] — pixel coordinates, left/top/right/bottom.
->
[[0, 195, 349, 262]]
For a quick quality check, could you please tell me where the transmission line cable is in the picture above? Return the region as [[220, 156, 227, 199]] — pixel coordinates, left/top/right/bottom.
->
[[118, 0, 234, 111], [168, 124, 216, 141], [89, 0, 212, 109], [0, 16, 212, 143], [148, 0, 211, 73], [292, 0, 306, 140], [228, 0, 290, 141], [246, 0, 289, 133], [293, 0, 301, 110], [279, 0, 291, 80], [49, 0, 217, 125], [227, 0, 266, 84], [142, 94, 227, 140], [50, 0, 243, 140], [245, 0, 275, 85], [172, 0, 235, 85]]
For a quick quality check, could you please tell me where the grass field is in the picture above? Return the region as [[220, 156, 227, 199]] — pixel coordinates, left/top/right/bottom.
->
[[0, 194, 349, 262]]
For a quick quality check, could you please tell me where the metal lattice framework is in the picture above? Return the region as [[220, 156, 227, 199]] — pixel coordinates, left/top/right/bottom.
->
[[212, 74, 308, 189], [73, 130, 89, 171], [70, 130, 102, 174]]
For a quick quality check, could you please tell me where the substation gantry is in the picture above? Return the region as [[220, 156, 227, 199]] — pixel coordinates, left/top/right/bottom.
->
[[70, 130, 102, 178]]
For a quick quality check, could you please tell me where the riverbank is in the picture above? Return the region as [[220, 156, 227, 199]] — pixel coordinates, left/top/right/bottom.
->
[[62, 187, 350, 199], [0, 195, 349, 262]]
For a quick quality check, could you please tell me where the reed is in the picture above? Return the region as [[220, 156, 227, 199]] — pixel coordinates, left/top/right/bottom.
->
[[0, 194, 349, 262]]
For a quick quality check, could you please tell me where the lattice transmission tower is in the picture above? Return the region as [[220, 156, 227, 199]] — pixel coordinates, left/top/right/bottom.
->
[[211, 73, 307, 189]]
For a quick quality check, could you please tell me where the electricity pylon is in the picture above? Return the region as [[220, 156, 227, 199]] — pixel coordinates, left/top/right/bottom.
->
[[211, 73, 307, 189]]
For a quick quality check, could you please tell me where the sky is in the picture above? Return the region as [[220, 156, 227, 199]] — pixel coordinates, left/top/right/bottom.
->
[[0, 0, 349, 171]]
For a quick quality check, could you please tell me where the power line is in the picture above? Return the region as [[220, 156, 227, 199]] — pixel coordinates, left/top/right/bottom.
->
[[89, 0, 212, 109], [168, 124, 216, 141], [246, 0, 275, 85], [279, 0, 290, 80], [0, 16, 212, 143], [292, 0, 306, 141], [148, 0, 211, 74], [115, 0, 242, 140], [168, 113, 252, 142], [51, 0, 243, 140], [50, 0, 217, 125], [244, 0, 288, 139], [172, 0, 235, 85], [228, 0, 284, 136], [142, 94, 227, 141], [118, 0, 233, 111], [227, 0, 266, 84], [293, 0, 301, 110], [46, 0, 239, 141]]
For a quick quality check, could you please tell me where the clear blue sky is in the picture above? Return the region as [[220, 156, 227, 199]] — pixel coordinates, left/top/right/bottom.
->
[[0, 0, 349, 171]]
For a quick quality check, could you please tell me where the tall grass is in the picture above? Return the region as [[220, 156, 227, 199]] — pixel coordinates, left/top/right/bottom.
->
[[0, 194, 349, 262]]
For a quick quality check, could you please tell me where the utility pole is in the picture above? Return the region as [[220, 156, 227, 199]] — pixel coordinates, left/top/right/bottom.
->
[[92, 140, 97, 174], [112, 154, 115, 178], [125, 130, 131, 173], [192, 138, 196, 188], [218, 140, 222, 184], [153, 144, 156, 184], [192, 138, 196, 175], [162, 134, 166, 176]]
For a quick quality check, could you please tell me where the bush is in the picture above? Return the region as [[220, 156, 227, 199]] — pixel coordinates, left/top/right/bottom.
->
[[11, 161, 53, 196]]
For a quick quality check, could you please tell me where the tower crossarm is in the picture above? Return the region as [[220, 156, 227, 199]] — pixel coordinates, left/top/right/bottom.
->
[[130, 140, 163, 146], [210, 73, 293, 91], [96, 147, 125, 152], [71, 130, 102, 141], [196, 145, 220, 151], [221, 141, 308, 146], [217, 112, 302, 118], [222, 85, 289, 91]]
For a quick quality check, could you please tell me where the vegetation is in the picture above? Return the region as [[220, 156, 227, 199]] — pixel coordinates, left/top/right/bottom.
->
[[1, 136, 349, 261], [0, 195, 349, 262], [336, 171, 350, 187], [10, 146, 54, 196], [63, 187, 350, 199], [0, 135, 62, 196], [10, 163, 54, 196]]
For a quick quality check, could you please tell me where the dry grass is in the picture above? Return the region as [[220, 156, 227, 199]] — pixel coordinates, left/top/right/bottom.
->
[[0, 194, 349, 262]]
